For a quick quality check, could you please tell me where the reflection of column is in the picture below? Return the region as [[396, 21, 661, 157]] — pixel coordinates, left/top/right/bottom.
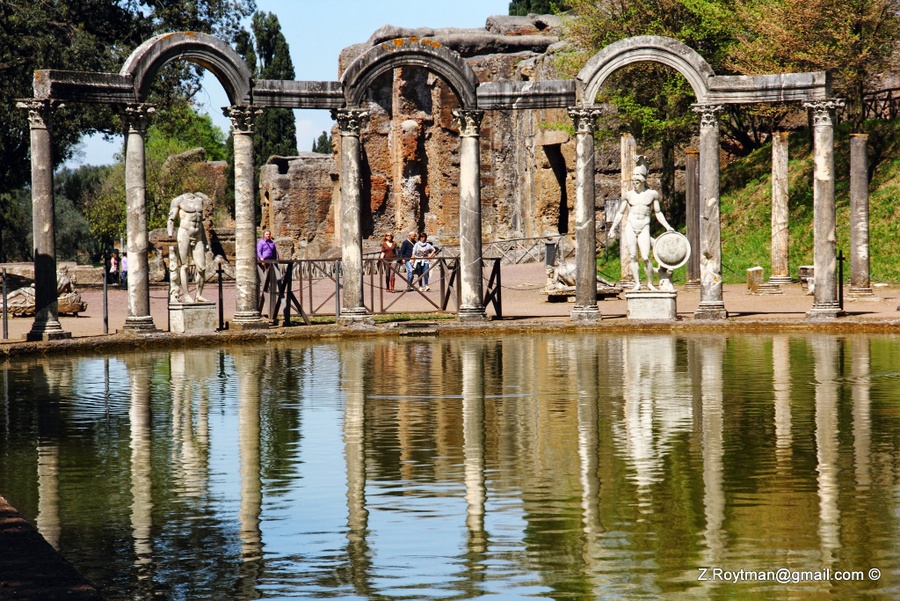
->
[[770, 132, 792, 285], [576, 340, 601, 566], [226, 106, 267, 329], [454, 109, 487, 321], [805, 100, 844, 319], [772, 336, 793, 471], [461, 341, 486, 549], [813, 337, 840, 564], [334, 108, 371, 323], [234, 350, 263, 564], [127, 354, 154, 578], [17, 100, 70, 341], [124, 103, 157, 332], [568, 107, 603, 322], [692, 104, 727, 319], [36, 442, 61, 549], [342, 344, 371, 592], [850, 337, 871, 493], [699, 338, 725, 564]]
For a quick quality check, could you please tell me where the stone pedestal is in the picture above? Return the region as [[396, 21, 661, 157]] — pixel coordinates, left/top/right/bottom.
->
[[169, 302, 217, 334], [625, 290, 677, 321]]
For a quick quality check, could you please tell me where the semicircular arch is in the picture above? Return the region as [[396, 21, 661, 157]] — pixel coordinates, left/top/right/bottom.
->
[[577, 35, 715, 106], [341, 38, 479, 108], [121, 31, 254, 105]]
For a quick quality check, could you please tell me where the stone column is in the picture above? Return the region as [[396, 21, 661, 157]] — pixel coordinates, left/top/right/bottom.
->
[[123, 104, 157, 332], [619, 134, 636, 285], [17, 100, 70, 341], [770, 132, 792, 285], [567, 107, 603, 322], [805, 100, 844, 319], [692, 104, 727, 319], [849, 134, 874, 297], [225, 106, 267, 329], [684, 149, 701, 288], [454, 109, 487, 321], [334, 108, 371, 323]]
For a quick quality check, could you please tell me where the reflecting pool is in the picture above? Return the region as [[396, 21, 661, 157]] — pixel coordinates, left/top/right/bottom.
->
[[1, 333, 899, 599]]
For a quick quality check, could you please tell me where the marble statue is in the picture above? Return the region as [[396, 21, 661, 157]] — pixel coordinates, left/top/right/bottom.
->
[[167, 192, 209, 303], [608, 156, 675, 291]]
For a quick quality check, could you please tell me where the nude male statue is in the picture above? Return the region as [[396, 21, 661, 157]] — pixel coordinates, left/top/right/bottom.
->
[[167, 192, 209, 303], [608, 156, 674, 291]]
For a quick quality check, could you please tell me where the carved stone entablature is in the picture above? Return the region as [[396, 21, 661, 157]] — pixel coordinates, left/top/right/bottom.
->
[[567, 107, 602, 134], [124, 103, 156, 133], [332, 108, 369, 137], [452, 109, 485, 137], [692, 104, 723, 129], [804, 98, 845, 127], [224, 105, 263, 134], [16, 99, 53, 130]]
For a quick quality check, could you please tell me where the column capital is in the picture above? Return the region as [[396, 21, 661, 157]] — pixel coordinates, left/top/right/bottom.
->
[[804, 98, 845, 126], [452, 108, 485, 137], [691, 104, 724, 128], [567, 107, 603, 134], [124, 103, 156, 133], [331, 107, 369, 136], [16, 99, 54, 129], [224, 105, 264, 134]]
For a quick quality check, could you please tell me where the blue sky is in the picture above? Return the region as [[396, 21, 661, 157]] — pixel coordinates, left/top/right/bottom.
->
[[68, 0, 511, 167]]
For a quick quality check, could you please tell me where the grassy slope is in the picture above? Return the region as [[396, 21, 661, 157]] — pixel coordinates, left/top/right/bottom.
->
[[721, 119, 900, 284]]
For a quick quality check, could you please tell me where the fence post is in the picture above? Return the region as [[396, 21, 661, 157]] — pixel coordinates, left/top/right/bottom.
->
[[2, 268, 7, 340], [103, 254, 109, 335], [335, 260, 341, 317], [217, 263, 225, 330]]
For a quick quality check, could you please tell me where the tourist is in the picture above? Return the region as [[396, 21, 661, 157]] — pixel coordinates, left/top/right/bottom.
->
[[108, 251, 118, 285], [380, 233, 398, 292], [608, 156, 674, 291], [412, 232, 437, 291], [119, 253, 128, 288], [257, 229, 278, 262], [398, 230, 417, 291]]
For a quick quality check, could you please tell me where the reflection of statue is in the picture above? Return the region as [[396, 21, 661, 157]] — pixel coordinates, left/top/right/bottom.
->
[[167, 192, 209, 303], [609, 156, 674, 291]]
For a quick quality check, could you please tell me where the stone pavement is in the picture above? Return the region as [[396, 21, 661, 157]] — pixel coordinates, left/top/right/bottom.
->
[[3, 263, 900, 346]]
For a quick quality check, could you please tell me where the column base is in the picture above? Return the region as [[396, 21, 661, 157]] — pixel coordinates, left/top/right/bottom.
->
[[231, 311, 269, 330], [768, 275, 793, 285], [684, 279, 701, 291], [848, 286, 875, 298], [26, 319, 71, 342], [570, 305, 602, 322], [806, 305, 844, 320], [693, 302, 728, 320], [625, 290, 677, 320], [123, 315, 158, 333], [457, 306, 488, 322]]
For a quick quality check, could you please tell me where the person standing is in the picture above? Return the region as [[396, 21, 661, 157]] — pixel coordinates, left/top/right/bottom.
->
[[109, 252, 118, 285], [119, 253, 128, 288], [412, 233, 437, 291], [398, 230, 417, 291], [256, 229, 278, 262], [380, 233, 398, 292]]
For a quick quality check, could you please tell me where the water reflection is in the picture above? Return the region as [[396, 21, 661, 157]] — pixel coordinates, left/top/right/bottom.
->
[[1, 333, 898, 599]]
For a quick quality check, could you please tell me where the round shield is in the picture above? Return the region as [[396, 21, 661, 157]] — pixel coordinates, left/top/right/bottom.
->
[[653, 231, 691, 270]]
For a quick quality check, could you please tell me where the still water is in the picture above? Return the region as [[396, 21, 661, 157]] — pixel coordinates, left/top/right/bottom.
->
[[1, 333, 898, 600]]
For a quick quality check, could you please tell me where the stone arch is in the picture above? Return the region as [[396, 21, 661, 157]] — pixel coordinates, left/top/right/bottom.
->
[[121, 31, 254, 104], [576, 35, 715, 105], [340, 37, 479, 108]]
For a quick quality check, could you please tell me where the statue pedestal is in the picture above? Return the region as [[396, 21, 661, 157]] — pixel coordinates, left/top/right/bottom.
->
[[169, 302, 217, 333], [625, 290, 677, 321]]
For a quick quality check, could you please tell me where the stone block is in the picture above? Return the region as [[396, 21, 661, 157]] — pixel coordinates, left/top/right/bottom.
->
[[747, 266, 763, 293], [169, 302, 217, 334], [625, 290, 677, 320]]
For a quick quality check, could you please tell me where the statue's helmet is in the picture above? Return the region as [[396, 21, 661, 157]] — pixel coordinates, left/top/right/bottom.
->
[[632, 155, 649, 181]]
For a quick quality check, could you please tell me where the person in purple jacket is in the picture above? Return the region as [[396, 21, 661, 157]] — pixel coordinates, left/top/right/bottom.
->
[[257, 230, 278, 262]]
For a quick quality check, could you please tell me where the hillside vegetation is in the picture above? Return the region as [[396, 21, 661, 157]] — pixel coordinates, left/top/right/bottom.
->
[[720, 119, 900, 284]]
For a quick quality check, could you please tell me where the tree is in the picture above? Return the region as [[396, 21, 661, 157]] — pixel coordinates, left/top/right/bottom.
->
[[312, 131, 332, 154], [509, 0, 571, 15]]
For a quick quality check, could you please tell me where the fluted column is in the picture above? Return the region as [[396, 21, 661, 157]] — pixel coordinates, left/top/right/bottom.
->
[[225, 106, 267, 328], [619, 134, 636, 286], [124, 103, 157, 332], [17, 100, 70, 341], [805, 100, 844, 319], [849, 134, 874, 297], [692, 104, 727, 319], [454, 109, 488, 321], [334, 108, 371, 323], [684, 149, 701, 288], [568, 107, 603, 322], [770, 132, 792, 285]]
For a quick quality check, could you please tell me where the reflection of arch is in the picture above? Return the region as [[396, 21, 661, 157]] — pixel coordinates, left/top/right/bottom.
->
[[121, 31, 253, 104], [341, 38, 479, 108], [576, 35, 715, 105]]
